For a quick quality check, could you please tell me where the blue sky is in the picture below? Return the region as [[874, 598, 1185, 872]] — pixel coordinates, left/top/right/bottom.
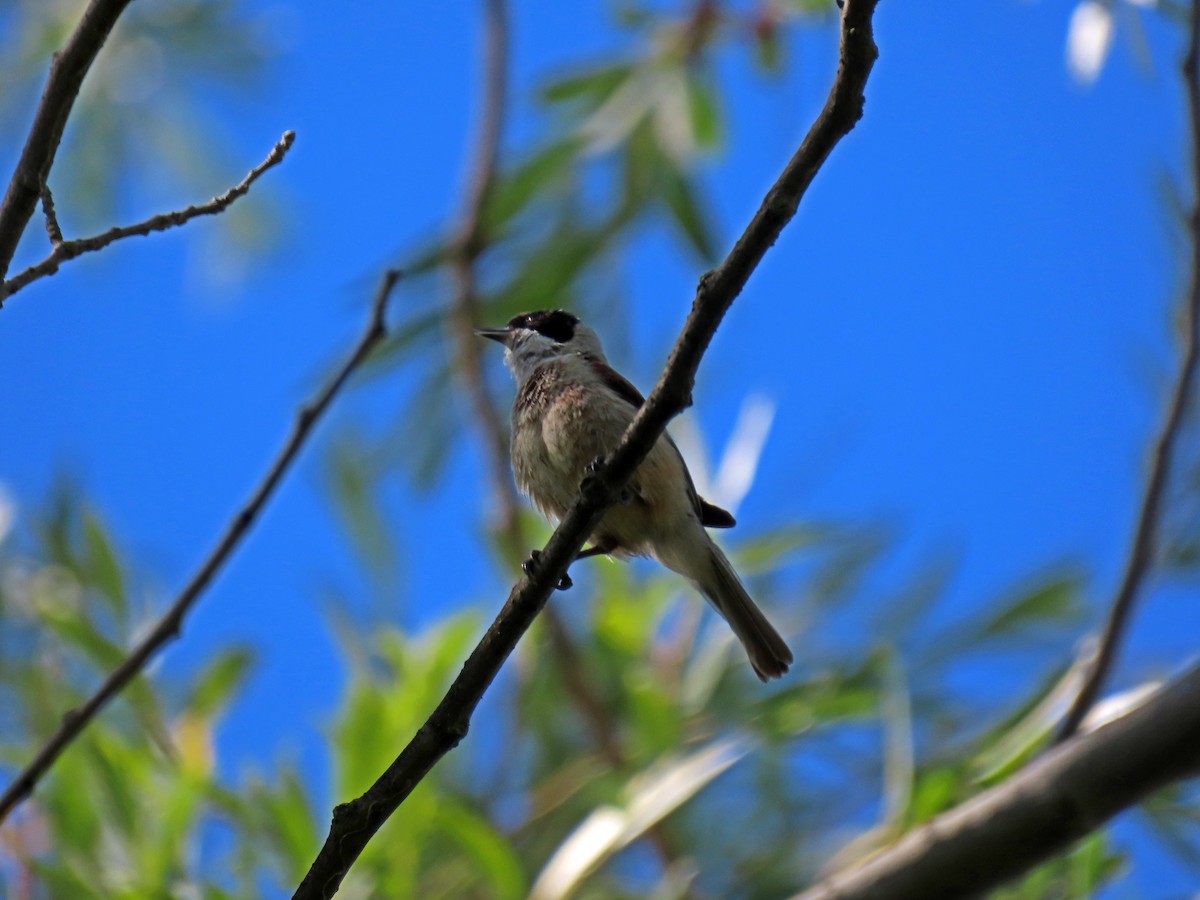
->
[[0, 0, 1196, 893]]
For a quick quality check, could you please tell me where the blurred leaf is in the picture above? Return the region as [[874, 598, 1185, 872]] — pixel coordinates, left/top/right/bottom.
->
[[84, 732, 140, 837], [82, 512, 126, 616], [257, 768, 321, 878], [753, 21, 783, 75], [186, 645, 256, 719], [659, 156, 718, 262], [1140, 785, 1200, 871], [357, 305, 447, 382], [438, 801, 528, 900], [325, 430, 398, 584], [484, 139, 582, 234], [906, 766, 964, 825], [971, 659, 1088, 786], [398, 361, 459, 489], [530, 738, 747, 900], [541, 63, 632, 108], [734, 523, 828, 574], [925, 574, 1084, 664], [685, 74, 723, 149]]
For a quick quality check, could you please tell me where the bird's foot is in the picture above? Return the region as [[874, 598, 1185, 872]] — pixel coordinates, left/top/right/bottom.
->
[[522, 549, 573, 591]]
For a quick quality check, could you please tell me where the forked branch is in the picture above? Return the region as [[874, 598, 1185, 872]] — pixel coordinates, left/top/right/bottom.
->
[[2, 132, 295, 303], [0, 0, 136, 289]]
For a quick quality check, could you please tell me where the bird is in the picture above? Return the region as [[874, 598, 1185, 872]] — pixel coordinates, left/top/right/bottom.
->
[[477, 309, 793, 681]]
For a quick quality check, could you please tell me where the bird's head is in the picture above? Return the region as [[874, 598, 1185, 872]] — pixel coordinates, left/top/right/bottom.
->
[[476, 309, 605, 381]]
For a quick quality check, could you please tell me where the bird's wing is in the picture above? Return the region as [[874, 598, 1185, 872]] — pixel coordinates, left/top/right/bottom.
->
[[584, 355, 736, 529]]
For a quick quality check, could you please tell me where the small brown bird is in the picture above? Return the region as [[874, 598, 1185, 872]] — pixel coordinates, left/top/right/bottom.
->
[[478, 309, 792, 681]]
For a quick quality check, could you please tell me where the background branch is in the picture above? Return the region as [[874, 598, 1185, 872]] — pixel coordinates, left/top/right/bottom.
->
[[447, 0, 522, 543], [442, 0, 694, 873], [0, 269, 402, 826], [1, 131, 295, 303], [0, 0, 135, 290], [1055, 0, 1200, 743], [293, 1, 880, 896], [798, 664, 1200, 899]]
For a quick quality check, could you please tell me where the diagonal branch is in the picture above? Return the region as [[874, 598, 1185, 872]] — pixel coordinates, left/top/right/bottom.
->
[[2, 131, 296, 303], [0, 0, 136, 289], [293, 1, 881, 896], [796, 664, 1200, 899], [1056, 0, 1200, 744], [0, 270, 403, 826]]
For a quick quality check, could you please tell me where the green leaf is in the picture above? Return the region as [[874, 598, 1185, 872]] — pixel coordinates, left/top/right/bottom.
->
[[261, 769, 320, 877], [906, 766, 963, 825], [437, 802, 527, 900], [84, 733, 140, 838], [659, 159, 718, 262], [82, 512, 126, 616], [925, 573, 1084, 664], [484, 139, 581, 233], [541, 64, 631, 108], [753, 23, 784, 75], [187, 646, 256, 718], [530, 738, 747, 900], [396, 361, 459, 489], [686, 74, 723, 149], [734, 524, 828, 574]]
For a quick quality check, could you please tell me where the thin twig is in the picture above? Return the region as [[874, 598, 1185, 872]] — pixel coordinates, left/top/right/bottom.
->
[[2, 132, 296, 303], [1055, 1, 1200, 743], [0, 0, 136, 288], [797, 664, 1200, 899], [40, 184, 63, 246], [0, 270, 402, 826], [293, 1, 880, 895]]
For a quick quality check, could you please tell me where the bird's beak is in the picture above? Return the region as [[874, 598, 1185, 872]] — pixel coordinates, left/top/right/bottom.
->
[[475, 326, 511, 346]]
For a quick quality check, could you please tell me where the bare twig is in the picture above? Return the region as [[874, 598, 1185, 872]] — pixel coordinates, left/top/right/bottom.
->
[[0, 270, 402, 826], [294, 1, 880, 895], [39, 185, 63, 247], [797, 664, 1200, 899], [2, 131, 296, 303], [0, 0, 136, 288], [1056, 0, 1200, 743]]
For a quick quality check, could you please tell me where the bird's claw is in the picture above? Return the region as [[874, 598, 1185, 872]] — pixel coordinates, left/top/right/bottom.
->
[[522, 549, 573, 591]]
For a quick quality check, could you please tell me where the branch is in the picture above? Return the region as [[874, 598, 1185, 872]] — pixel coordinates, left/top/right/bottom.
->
[[293, 1, 880, 896], [2, 131, 296, 303], [797, 664, 1200, 899], [0, 270, 402, 826], [0, 0, 136, 287], [447, 0, 523, 542], [1055, 0, 1200, 743]]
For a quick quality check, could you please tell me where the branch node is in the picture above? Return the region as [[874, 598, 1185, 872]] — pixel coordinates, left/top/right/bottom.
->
[[3, 130, 296, 302], [40, 183, 64, 246]]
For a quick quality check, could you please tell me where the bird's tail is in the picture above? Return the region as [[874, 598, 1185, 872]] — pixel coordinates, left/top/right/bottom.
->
[[695, 540, 793, 682]]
